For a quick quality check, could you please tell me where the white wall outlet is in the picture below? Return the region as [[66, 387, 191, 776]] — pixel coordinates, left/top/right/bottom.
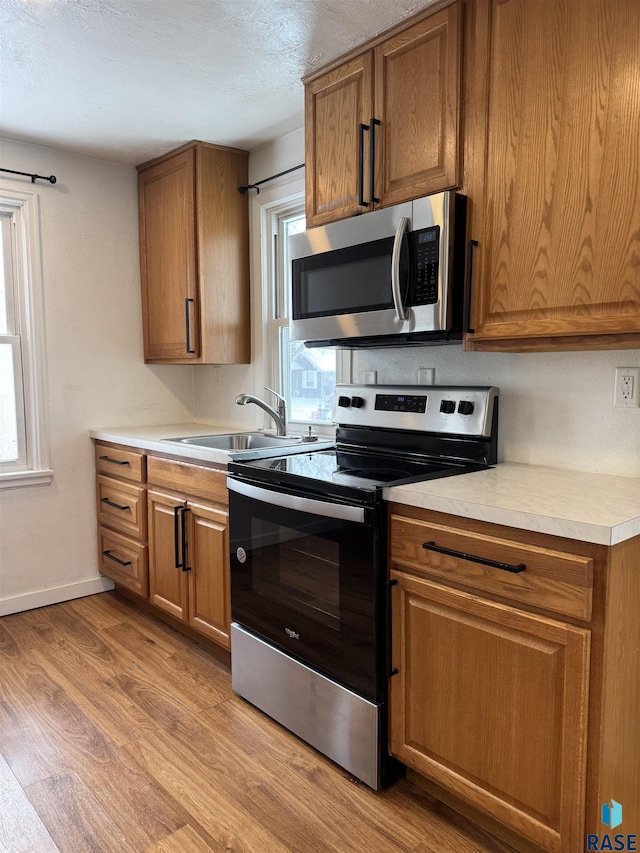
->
[[418, 368, 435, 385], [213, 367, 222, 389], [363, 370, 377, 384], [614, 367, 640, 408]]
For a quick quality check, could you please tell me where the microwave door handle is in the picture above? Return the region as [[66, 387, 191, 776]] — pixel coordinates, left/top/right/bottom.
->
[[391, 217, 409, 321]]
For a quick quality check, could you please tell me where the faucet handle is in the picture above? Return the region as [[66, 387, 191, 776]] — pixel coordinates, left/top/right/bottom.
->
[[264, 386, 286, 405]]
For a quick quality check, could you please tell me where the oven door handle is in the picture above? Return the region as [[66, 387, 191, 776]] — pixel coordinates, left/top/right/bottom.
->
[[227, 477, 366, 524]]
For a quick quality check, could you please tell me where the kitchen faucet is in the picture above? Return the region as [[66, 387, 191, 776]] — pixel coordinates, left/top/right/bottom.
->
[[235, 387, 287, 436]]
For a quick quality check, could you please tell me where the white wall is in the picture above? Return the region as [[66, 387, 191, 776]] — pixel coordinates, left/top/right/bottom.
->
[[0, 138, 194, 615], [194, 127, 640, 478]]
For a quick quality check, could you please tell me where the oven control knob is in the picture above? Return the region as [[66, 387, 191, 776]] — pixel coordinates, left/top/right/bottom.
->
[[440, 400, 456, 414], [458, 401, 475, 415], [350, 396, 364, 408], [338, 395, 351, 408]]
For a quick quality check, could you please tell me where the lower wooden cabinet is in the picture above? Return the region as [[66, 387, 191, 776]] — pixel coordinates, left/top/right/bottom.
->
[[389, 571, 589, 853], [94, 441, 230, 651], [146, 454, 231, 649], [388, 502, 640, 853], [98, 526, 148, 598], [148, 490, 230, 648]]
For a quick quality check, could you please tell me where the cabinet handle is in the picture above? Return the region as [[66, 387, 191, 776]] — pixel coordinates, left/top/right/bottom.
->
[[464, 239, 478, 334], [181, 506, 191, 572], [173, 505, 192, 571], [358, 123, 370, 207], [100, 497, 130, 512], [174, 505, 184, 568], [102, 550, 132, 567], [386, 579, 399, 677], [422, 540, 526, 574], [185, 297, 195, 354], [369, 117, 381, 204], [99, 455, 130, 466]]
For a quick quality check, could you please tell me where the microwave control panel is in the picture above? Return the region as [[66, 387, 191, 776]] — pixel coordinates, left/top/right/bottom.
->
[[411, 225, 440, 306]]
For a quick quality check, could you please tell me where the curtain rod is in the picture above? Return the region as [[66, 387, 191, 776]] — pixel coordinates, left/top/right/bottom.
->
[[239, 163, 304, 194], [0, 167, 57, 184]]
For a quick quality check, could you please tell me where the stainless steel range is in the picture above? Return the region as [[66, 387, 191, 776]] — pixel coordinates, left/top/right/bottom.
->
[[227, 383, 499, 790]]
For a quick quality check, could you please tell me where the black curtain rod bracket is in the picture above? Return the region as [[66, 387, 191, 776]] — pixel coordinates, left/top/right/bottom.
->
[[239, 163, 304, 195], [0, 168, 57, 184]]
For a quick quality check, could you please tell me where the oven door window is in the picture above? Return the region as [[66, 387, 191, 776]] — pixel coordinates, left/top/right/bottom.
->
[[230, 487, 380, 700]]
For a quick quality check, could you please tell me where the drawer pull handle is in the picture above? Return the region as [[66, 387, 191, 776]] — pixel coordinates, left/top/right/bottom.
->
[[100, 497, 130, 511], [99, 455, 130, 466], [422, 541, 526, 574], [102, 550, 132, 567]]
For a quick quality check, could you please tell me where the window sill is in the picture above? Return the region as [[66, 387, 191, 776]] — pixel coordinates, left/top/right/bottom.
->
[[0, 468, 53, 489]]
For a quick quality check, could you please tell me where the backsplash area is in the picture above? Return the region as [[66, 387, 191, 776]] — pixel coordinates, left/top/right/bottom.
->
[[352, 347, 640, 477]]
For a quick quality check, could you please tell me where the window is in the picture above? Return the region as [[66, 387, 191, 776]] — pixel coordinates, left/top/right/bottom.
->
[[264, 197, 349, 430], [0, 184, 50, 487]]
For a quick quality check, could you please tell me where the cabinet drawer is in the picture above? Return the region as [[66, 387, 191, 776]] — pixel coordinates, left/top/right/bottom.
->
[[95, 443, 145, 483], [147, 455, 227, 505], [98, 527, 148, 597], [389, 514, 593, 621], [96, 475, 146, 539]]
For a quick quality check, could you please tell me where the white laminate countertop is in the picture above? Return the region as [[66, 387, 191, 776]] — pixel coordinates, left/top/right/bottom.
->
[[90, 423, 333, 467], [383, 462, 640, 546]]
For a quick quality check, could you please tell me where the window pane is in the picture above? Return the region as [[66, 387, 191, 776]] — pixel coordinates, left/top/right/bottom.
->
[[289, 342, 336, 424], [0, 343, 19, 461], [0, 216, 9, 334]]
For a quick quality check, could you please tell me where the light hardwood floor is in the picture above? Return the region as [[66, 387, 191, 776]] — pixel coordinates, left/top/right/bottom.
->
[[0, 592, 515, 853]]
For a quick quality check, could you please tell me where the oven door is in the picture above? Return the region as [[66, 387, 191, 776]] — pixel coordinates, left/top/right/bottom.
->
[[227, 475, 382, 700]]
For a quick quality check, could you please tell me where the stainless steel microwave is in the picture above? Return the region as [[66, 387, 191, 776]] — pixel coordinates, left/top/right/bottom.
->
[[289, 192, 467, 348]]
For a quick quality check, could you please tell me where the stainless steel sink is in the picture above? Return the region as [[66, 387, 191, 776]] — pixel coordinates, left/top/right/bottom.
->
[[162, 432, 304, 451]]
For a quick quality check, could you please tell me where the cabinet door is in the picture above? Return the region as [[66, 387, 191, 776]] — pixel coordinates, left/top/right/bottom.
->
[[389, 571, 590, 853], [305, 53, 374, 226], [138, 148, 199, 360], [187, 502, 230, 649], [148, 490, 189, 621], [374, 3, 461, 207], [467, 0, 640, 350]]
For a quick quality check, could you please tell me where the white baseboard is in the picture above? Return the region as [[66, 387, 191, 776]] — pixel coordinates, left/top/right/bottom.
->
[[0, 576, 115, 617]]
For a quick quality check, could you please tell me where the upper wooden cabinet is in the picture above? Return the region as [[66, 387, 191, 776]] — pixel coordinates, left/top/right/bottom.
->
[[304, 2, 462, 228], [137, 141, 250, 364], [464, 0, 640, 351]]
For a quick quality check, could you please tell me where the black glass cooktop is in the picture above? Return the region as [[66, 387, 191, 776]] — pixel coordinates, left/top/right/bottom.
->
[[229, 447, 473, 496]]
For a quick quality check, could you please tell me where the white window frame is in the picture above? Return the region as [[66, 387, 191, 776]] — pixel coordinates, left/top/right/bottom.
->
[[261, 193, 350, 436], [0, 183, 51, 488]]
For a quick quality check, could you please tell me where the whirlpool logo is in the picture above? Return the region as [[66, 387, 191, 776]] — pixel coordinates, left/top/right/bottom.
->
[[586, 800, 637, 851]]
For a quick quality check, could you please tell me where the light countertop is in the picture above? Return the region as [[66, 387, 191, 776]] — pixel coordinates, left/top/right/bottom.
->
[[384, 462, 640, 546], [90, 423, 333, 467]]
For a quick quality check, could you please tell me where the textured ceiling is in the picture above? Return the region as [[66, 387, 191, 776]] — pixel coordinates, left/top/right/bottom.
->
[[1, 0, 436, 165]]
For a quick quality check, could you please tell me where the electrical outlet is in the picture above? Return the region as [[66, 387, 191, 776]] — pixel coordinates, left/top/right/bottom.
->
[[614, 367, 640, 408], [363, 370, 377, 384], [214, 367, 222, 389], [418, 368, 435, 385]]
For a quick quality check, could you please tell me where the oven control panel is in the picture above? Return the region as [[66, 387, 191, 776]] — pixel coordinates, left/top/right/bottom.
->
[[333, 384, 499, 438]]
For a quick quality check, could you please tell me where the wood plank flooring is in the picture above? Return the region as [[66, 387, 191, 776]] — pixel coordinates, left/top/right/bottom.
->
[[0, 592, 515, 853]]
